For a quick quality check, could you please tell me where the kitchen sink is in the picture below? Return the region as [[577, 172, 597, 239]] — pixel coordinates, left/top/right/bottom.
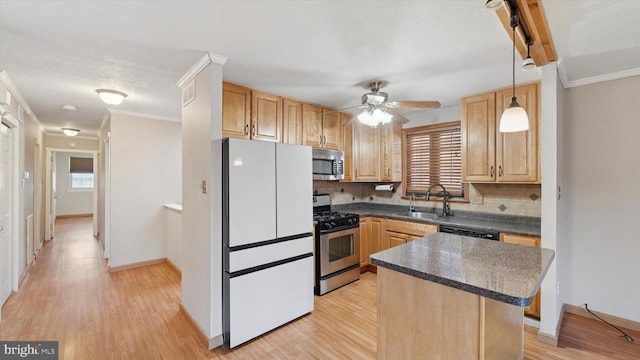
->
[[399, 211, 442, 220]]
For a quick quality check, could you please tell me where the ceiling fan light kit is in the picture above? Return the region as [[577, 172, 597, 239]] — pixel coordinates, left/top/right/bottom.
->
[[95, 88, 128, 105], [358, 108, 393, 127], [499, 7, 529, 133], [356, 80, 440, 127]]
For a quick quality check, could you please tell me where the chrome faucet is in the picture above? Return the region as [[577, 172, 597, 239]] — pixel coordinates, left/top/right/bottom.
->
[[409, 193, 416, 212], [426, 183, 451, 217]]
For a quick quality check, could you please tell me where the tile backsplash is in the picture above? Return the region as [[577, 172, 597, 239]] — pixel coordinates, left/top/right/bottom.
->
[[313, 181, 541, 217]]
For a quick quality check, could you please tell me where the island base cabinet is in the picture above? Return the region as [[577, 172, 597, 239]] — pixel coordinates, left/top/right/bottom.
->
[[377, 268, 524, 360]]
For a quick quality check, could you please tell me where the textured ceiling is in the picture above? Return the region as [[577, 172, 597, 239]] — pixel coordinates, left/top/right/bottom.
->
[[0, 0, 638, 137]]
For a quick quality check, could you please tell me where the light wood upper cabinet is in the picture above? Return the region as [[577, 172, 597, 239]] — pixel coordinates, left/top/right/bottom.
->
[[461, 92, 496, 182], [496, 83, 539, 182], [322, 110, 342, 150], [222, 82, 252, 139], [302, 104, 342, 150], [353, 121, 380, 181], [342, 114, 354, 182], [380, 121, 402, 182], [302, 103, 323, 148], [500, 233, 541, 318], [251, 90, 282, 142], [282, 98, 303, 145], [461, 82, 540, 183]]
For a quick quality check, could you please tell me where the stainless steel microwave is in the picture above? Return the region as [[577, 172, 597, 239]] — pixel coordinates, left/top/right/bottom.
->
[[312, 148, 345, 180]]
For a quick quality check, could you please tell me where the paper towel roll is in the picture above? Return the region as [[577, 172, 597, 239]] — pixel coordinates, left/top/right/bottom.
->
[[375, 184, 394, 191]]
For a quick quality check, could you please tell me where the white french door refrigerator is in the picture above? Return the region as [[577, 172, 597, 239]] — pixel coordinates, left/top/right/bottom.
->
[[222, 138, 313, 348]]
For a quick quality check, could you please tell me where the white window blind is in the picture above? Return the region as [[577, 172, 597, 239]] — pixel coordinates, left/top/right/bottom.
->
[[404, 122, 463, 198]]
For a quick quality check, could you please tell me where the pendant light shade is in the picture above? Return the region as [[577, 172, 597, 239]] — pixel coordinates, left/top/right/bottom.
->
[[499, 11, 529, 133], [499, 97, 529, 132]]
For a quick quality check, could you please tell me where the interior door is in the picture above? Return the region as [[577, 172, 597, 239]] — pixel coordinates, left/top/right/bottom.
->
[[0, 123, 12, 306]]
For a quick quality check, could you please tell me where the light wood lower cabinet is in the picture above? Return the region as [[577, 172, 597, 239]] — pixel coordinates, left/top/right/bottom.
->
[[361, 218, 438, 270], [500, 233, 542, 318], [384, 219, 439, 248], [359, 217, 384, 268]]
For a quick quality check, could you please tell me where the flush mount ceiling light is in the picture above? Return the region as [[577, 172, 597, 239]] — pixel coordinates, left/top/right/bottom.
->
[[95, 89, 128, 105], [499, 9, 529, 133], [357, 107, 393, 127], [522, 42, 536, 70], [62, 128, 79, 137]]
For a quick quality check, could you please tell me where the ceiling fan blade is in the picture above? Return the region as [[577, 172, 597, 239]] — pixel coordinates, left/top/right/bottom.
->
[[321, 105, 366, 115], [389, 100, 441, 109], [387, 108, 410, 125]]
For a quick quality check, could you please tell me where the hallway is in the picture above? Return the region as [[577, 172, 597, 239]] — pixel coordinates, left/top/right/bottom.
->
[[0, 217, 207, 359], [1, 217, 639, 359]]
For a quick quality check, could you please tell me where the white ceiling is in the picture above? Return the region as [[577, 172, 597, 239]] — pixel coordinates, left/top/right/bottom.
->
[[1, 0, 639, 137]]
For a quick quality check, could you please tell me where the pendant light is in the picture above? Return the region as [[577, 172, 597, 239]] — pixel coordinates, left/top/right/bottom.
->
[[499, 11, 529, 133]]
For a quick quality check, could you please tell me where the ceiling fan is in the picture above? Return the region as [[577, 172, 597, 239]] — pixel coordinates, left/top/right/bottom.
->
[[355, 80, 441, 127]]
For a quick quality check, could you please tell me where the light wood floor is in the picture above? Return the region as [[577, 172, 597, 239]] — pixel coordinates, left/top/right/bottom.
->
[[1, 217, 638, 359]]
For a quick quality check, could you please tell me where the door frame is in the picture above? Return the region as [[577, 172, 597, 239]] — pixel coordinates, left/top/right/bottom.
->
[[0, 107, 21, 306], [45, 148, 99, 242]]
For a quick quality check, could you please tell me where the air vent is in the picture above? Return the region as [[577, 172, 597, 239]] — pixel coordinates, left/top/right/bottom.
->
[[182, 80, 196, 107]]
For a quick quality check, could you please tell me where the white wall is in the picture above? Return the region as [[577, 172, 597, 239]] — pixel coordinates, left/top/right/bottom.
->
[[54, 152, 93, 216], [180, 54, 225, 347], [164, 205, 182, 271], [538, 64, 562, 340], [403, 104, 461, 128], [560, 75, 640, 322], [108, 112, 181, 267]]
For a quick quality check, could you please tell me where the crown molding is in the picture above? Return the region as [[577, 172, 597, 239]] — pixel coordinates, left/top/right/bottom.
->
[[559, 65, 640, 88], [108, 109, 180, 123], [176, 51, 228, 89], [0, 70, 43, 129]]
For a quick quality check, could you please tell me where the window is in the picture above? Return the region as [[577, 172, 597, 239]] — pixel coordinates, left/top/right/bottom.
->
[[403, 121, 464, 199], [69, 156, 94, 189]]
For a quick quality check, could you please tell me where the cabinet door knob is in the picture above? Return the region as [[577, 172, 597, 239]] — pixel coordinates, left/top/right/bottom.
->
[[320, 135, 323, 145], [490, 166, 494, 177], [252, 124, 256, 137], [245, 124, 249, 136], [498, 165, 502, 177]]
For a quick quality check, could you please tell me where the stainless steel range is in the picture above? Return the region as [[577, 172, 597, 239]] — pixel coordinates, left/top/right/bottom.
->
[[313, 194, 360, 295]]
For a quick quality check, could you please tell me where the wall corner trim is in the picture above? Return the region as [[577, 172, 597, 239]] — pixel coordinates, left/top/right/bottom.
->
[[177, 52, 228, 89]]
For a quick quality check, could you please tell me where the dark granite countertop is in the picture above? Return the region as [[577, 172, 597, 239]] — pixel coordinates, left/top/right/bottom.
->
[[333, 203, 541, 237], [370, 233, 555, 306]]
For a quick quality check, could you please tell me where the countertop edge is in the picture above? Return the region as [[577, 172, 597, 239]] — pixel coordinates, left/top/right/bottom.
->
[[370, 257, 534, 307], [338, 206, 540, 237], [163, 203, 183, 212]]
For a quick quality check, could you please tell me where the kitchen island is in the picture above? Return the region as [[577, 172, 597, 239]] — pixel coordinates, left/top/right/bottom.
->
[[370, 233, 554, 360]]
